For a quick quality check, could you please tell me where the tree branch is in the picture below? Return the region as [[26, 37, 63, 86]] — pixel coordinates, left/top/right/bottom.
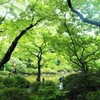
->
[[40, 40, 46, 48], [70, 58, 81, 67], [84, 45, 99, 60], [26, 48, 37, 57], [86, 57, 100, 64], [0, 18, 44, 68], [67, 0, 100, 27], [80, 46, 85, 60], [65, 23, 80, 62], [41, 58, 52, 66], [0, 13, 7, 25], [42, 49, 50, 54]]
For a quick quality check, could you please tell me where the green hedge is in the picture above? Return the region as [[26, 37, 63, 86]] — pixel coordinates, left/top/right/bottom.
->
[[77, 91, 100, 100], [0, 87, 30, 100], [63, 72, 100, 100], [30, 80, 67, 100], [0, 75, 30, 89]]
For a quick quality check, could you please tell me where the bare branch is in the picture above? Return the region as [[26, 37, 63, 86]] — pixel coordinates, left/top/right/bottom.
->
[[67, 0, 100, 27]]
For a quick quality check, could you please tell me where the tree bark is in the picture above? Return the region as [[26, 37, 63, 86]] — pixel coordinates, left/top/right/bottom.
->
[[0, 24, 33, 69], [0, 18, 44, 69], [36, 62, 41, 82], [67, 0, 100, 27], [81, 65, 88, 74], [36, 48, 42, 82]]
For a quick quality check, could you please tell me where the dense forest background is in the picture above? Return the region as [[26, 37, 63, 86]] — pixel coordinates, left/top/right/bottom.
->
[[0, 0, 100, 76], [0, 0, 100, 100]]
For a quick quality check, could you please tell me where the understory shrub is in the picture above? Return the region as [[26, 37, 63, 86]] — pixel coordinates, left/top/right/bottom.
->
[[31, 80, 67, 100], [77, 90, 100, 100], [63, 72, 100, 100], [0, 87, 29, 100], [31, 81, 41, 92], [14, 75, 30, 88], [86, 91, 100, 100], [0, 71, 10, 76], [0, 75, 30, 89]]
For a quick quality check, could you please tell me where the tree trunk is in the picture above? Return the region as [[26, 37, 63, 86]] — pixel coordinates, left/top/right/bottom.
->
[[0, 18, 44, 69], [37, 65, 41, 82], [0, 24, 33, 69], [36, 59, 41, 82], [67, 0, 100, 27], [81, 64, 88, 74], [0, 38, 18, 69], [37, 48, 42, 82], [36, 47, 43, 82]]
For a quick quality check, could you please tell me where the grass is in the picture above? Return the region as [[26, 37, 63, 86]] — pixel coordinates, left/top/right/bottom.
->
[[0, 70, 67, 83], [24, 74, 66, 83]]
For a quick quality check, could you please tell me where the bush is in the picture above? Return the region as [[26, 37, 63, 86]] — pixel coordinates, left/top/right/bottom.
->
[[0, 87, 29, 100], [31, 80, 67, 100], [0, 75, 30, 89], [38, 81, 57, 100], [40, 80, 68, 100], [1, 77, 16, 88], [41, 80, 56, 86], [95, 69, 100, 77], [0, 71, 10, 76], [77, 91, 100, 100], [4, 63, 12, 71], [86, 91, 100, 100], [17, 67, 26, 74], [31, 81, 41, 92], [63, 72, 100, 100], [31, 80, 57, 100], [4, 57, 27, 73], [14, 75, 30, 88]]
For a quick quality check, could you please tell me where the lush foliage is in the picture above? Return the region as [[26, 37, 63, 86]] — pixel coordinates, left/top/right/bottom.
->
[[30, 80, 67, 100], [63, 72, 100, 100], [0, 0, 99, 75], [0, 87, 30, 100], [0, 75, 30, 89], [0, 71, 100, 100], [0, 0, 100, 99]]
